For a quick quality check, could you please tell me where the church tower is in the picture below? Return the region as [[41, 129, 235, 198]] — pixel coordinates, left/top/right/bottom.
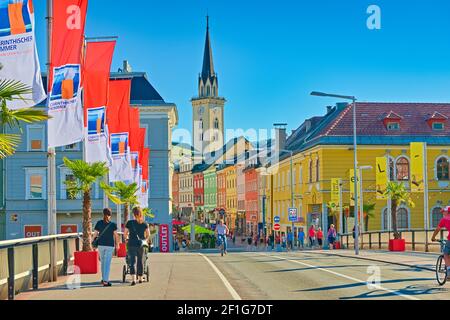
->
[[192, 16, 226, 158]]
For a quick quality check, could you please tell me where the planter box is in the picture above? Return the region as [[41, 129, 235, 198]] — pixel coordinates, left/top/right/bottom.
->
[[74, 251, 99, 274], [117, 243, 127, 257], [389, 239, 406, 252]]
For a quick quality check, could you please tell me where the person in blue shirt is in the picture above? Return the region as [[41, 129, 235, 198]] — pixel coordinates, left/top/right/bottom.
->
[[287, 231, 294, 251], [298, 228, 305, 249]]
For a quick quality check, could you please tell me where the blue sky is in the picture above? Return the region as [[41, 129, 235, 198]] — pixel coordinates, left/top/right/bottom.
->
[[34, 0, 450, 139]]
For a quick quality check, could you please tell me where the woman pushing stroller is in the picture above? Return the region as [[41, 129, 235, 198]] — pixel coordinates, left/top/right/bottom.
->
[[124, 207, 150, 286]]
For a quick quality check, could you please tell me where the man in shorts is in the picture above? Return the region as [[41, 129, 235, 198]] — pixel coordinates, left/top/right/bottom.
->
[[432, 206, 450, 279]]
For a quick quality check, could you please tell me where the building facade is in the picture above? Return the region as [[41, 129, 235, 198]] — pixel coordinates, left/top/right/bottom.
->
[[203, 165, 217, 223], [4, 69, 178, 246]]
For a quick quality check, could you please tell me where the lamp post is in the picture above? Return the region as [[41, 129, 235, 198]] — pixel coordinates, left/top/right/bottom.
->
[[311, 91, 359, 255]]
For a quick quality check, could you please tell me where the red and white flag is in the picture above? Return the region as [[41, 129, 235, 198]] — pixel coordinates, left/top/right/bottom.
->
[[47, 0, 88, 148]]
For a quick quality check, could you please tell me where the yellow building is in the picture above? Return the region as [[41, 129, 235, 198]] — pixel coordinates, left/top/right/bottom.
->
[[267, 103, 450, 236], [222, 164, 237, 231]]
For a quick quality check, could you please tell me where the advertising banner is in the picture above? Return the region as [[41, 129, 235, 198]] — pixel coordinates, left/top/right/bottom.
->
[[376, 157, 388, 200], [330, 178, 341, 210], [411, 142, 425, 193], [85, 106, 112, 165], [47, 0, 88, 148], [0, 0, 46, 109], [349, 169, 360, 207]]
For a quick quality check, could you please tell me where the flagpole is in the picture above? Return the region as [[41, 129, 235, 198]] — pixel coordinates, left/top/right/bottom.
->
[[46, 0, 58, 282]]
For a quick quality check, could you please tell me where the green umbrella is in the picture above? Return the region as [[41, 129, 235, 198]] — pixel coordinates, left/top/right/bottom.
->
[[182, 225, 214, 235]]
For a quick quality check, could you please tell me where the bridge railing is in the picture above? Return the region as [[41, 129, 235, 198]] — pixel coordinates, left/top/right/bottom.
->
[[339, 228, 448, 253], [0, 233, 81, 301]]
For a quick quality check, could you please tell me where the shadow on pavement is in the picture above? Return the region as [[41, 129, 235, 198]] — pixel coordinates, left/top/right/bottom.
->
[[267, 264, 374, 273], [339, 284, 448, 300]]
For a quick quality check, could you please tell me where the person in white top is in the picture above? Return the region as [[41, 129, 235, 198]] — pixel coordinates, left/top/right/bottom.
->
[[215, 220, 230, 255]]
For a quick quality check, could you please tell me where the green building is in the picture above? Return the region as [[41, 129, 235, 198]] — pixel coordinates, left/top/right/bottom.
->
[[203, 165, 217, 224]]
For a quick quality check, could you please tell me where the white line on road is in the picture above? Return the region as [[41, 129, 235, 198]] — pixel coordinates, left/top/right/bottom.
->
[[199, 254, 242, 301], [259, 253, 420, 301]]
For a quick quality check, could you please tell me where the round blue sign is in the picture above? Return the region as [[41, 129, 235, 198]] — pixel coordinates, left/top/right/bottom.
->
[[274, 216, 281, 223]]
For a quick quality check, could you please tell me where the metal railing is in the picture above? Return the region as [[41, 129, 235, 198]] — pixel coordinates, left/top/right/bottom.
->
[[0, 233, 81, 300], [339, 228, 448, 253]]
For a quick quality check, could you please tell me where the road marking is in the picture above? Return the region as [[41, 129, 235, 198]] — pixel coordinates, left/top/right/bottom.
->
[[259, 253, 420, 301], [199, 253, 242, 300]]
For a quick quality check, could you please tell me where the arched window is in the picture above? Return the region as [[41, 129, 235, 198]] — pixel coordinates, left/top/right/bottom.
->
[[309, 160, 313, 183], [431, 207, 443, 228], [214, 118, 219, 129], [200, 86, 204, 97], [213, 86, 216, 97], [437, 157, 450, 181], [316, 159, 320, 182], [206, 85, 210, 96], [382, 207, 409, 230], [396, 157, 410, 181]]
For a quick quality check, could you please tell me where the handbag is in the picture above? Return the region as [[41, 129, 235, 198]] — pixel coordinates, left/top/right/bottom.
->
[[92, 222, 112, 249], [131, 221, 148, 248]]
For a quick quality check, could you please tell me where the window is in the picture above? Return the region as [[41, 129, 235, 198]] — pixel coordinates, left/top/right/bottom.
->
[[28, 125, 45, 151], [62, 143, 80, 151], [26, 169, 46, 200], [396, 157, 410, 181], [431, 207, 443, 228], [60, 169, 76, 200], [309, 160, 313, 183], [214, 118, 219, 129], [382, 207, 409, 230], [388, 157, 395, 181], [387, 122, 400, 131], [432, 122, 444, 131], [316, 159, 320, 182], [206, 85, 210, 96], [437, 157, 450, 181]]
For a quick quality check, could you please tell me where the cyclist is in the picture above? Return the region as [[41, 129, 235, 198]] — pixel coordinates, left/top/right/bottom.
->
[[215, 219, 230, 255], [432, 206, 450, 278]]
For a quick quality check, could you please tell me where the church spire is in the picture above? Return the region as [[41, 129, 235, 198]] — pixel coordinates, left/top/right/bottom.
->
[[201, 14, 215, 84]]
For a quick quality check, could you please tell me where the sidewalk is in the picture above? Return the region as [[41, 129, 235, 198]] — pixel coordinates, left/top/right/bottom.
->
[[310, 249, 440, 271]]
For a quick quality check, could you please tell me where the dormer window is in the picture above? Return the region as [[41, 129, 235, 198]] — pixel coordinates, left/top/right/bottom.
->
[[387, 122, 400, 131], [432, 122, 444, 131]]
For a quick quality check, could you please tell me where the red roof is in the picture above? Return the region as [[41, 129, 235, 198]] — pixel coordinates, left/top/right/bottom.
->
[[320, 102, 450, 137]]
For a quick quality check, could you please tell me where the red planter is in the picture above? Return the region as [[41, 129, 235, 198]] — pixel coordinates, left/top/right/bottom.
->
[[334, 241, 341, 250], [74, 251, 99, 274], [389, 239, 406, 252], [117, 243, 127, 258]]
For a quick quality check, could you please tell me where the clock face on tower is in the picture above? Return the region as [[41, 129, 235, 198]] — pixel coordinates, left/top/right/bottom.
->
[[198, 107, 205, 115]]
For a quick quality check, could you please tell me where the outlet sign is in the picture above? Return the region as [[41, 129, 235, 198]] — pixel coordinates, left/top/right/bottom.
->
[[24, 225, 42, 238], [159, 224, 170, 253]]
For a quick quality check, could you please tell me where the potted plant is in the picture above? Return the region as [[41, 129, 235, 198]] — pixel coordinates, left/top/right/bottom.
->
[[64, 158, 108, 274], [363, 203, 376, 231], [385, 182, 415, 252]]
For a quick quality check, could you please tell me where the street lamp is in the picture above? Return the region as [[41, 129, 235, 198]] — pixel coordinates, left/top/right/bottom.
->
[[311, 91, 360, 255]]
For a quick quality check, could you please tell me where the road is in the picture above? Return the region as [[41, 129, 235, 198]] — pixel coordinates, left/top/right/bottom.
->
[[17, 250, 449, 300]]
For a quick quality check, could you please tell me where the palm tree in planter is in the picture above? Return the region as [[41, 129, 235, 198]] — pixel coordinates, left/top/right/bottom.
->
[[363, 203, 376, 231], [385, 182, 415, 251], [100, 181, 139, 226], [63, 158, 108, 253]]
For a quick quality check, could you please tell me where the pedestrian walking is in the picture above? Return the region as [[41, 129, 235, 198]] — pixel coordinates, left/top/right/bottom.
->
[[93, 208, 119, 287], [298, 228, 305, 249], [287, 231, 294, 251], [317, 227, 324, 248], [309, 225, 316, 248], [124, 207, 150, 286], [281, 233, 287, 249], [328, 225, 337, 250]]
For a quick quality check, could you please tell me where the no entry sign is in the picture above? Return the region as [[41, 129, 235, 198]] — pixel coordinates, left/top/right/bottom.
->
[[274, 224, 281, 231]]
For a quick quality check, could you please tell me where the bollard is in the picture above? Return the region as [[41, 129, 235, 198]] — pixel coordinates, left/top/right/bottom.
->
[[63, 239, 69, 276], [32, 244, 39, 290], [7, 247, 15, 300]]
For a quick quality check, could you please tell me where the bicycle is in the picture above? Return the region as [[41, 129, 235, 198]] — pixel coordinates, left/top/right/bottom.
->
[[217, 235, 226, 257], [435, 240, 449, 286]]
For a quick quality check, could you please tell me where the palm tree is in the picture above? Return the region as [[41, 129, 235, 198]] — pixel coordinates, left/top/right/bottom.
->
[[363, 203, 376, 231], [385, 182, 415, 240], [100, 181, 139, 226], [64, 158, 109, 252], [0, 78, 49, 158]]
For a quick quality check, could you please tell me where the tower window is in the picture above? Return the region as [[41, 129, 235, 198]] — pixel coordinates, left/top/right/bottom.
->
[[214, 118, 219, 129], [207, 85, 210, 97]]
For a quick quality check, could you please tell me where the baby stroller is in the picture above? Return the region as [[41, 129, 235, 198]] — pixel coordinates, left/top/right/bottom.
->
[[122, 243, 151, 283]]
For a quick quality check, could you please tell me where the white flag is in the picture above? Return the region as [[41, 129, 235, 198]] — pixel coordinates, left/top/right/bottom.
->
[[85, 107, 112, 166], [0, 0, 46, 109], [109, 132, 133, 182]]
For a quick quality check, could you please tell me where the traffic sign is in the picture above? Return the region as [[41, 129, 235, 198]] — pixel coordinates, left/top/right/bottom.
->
[[274, 224, 281, 231], [274, 216, 281, 224], [288, 208, 298, 222]]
